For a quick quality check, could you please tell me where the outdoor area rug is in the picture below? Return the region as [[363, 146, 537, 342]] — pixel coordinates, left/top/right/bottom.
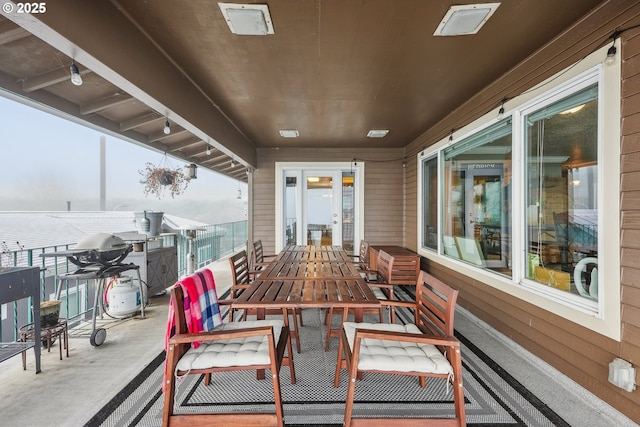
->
[[86, 286, 569, 427]]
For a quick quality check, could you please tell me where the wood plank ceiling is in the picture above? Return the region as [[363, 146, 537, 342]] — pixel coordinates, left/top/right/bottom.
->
[[0, 0, 603, 182]]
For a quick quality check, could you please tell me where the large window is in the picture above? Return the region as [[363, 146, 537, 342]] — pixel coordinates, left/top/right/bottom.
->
[[441, 120, 513, 276], [524, 84, 598, 300], [418, 52, 620, 334], [421, 156, 438, 250]]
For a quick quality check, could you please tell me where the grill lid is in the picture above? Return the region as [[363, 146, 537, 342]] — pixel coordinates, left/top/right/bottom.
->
[[75, 233, 128, 251], [73, 233, 132, 267]]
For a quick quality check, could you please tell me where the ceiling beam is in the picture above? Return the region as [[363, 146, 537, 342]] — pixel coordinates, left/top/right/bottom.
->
[[203, 153, 228, 166], [6, 0, 256, 168], [80, 93, 134, 115], [0, 68, 246, 183], [167, 136, 202, 152], [149, 127, 188, 143], [22, 65, 92, 93], [0, 19, 30, 45], [120, 112, 162, 131], [0, 70, 154, 156]]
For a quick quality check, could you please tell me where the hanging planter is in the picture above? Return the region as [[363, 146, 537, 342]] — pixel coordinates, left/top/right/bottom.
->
[[139, 154, 192, 199], [160, 170, 175, 186]]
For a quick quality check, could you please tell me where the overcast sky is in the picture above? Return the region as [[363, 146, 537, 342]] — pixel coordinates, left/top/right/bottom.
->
[[0, 95, 245, 215]]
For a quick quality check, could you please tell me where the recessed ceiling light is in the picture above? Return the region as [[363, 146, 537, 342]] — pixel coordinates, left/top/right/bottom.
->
[[367, 129, 389, 138], [434, 3, 500, 36], [218, 3, 274, 35], [279, 130, 299, 138]]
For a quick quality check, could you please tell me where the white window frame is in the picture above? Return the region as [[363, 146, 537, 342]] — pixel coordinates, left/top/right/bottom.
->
[[417, 41, 621, 340]]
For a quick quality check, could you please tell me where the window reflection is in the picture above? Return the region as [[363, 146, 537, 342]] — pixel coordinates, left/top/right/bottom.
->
[[525, 84, 598, 300], [422, 156, 438, 250], [442, 120, 513, 277], [284, 177, 297, 245]]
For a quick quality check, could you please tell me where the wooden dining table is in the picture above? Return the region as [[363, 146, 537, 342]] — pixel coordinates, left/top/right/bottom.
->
[[233, 245, 380, 378], [274, 245, 354, 262], [234, 245, 379, 316]]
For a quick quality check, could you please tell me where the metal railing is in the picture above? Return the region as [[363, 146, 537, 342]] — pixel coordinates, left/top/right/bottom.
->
[[0, 220, 247, 342], [175, 220, 248, 276]]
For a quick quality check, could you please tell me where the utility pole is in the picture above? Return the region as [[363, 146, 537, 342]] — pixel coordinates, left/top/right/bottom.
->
[[100, 136, 106, 211]]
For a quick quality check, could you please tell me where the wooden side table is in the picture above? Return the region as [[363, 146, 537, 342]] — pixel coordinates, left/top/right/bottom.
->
[[20, 320, 69, 369]]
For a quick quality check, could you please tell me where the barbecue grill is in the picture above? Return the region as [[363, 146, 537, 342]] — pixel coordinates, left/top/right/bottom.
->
[[40, 233, 145, 346], [51, 233, 133, 272]]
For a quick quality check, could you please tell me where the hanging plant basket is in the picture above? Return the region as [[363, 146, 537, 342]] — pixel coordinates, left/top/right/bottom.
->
[[160, 171, 174, 186], [139, 155, 191, 199]]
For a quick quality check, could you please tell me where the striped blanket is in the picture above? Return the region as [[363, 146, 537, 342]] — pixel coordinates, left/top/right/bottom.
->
[[163, 269, 223, 391], [165, 268, 223, 351]]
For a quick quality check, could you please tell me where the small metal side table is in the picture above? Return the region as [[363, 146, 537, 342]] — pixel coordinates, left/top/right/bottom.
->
[[19, 320, 69, 369], [0, 267, 41, 373]]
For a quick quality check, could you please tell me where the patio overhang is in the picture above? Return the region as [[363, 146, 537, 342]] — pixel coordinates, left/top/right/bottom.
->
[[0, 1, 603, 183]]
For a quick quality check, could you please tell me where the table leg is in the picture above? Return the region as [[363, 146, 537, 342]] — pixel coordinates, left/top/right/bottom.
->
[[256, 307, 267, 380], [64, 322, 69, 358]]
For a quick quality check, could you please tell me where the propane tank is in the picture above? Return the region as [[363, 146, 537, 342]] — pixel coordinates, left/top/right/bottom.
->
[[107, 277, 141, 318]]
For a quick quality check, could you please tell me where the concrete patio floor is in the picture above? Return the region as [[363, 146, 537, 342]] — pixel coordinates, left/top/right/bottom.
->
[[0, 257, 635, 427]]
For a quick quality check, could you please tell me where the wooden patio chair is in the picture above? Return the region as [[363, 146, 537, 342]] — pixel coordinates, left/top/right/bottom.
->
[[350, 239, 370, 268], [334, 270, 465, 427], [349, 239, 377, 281], [162, 269, 296, 427], [252, 239, 278, 269], [324, 249, 395, 351], [230, 249, 302, 353]]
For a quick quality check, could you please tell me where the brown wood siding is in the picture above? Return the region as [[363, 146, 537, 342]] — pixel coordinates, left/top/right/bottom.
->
[[619, 12, 640, 422], [403, 1, 640, 422], [254, 147, 404, 255]]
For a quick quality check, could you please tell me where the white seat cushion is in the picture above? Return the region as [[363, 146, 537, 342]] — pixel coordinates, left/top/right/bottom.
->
[[176, 319, 284, 371], [343, 322, 453, 375]]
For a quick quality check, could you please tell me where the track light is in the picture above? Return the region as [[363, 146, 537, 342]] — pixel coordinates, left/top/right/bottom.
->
[[163, 119, 171, 135], [605, 43, 617, 66], [206, 144, 211, 155], [70, 61, 82, 86], [230, 159, 236, 168], [605, 29, 621, 66]]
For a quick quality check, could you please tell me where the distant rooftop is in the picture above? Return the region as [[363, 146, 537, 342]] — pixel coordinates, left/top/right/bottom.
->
[[0, 211, 207, 251]]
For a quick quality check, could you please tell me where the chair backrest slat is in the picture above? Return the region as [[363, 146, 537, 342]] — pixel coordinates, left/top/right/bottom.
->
[[252, 240, 265, 264], [171, 285, 188, 335], [359, 240, 370, 265], [229, 250, 250, 287], [391, 258, 420, 283], [415, 270, 458, 337], [376, 250, 393, 283]]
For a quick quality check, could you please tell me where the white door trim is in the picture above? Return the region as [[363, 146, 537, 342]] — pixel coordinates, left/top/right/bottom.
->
[[275, 162, 364, 252]]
